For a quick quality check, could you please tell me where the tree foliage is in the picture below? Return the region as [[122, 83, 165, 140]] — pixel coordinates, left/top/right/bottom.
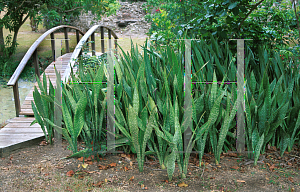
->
[[0, 0, 119, 56], [40, 0, 120, 29], [146, 0, 300, 54], [0, 0, 119, 77], [0, 0, 48, 57]]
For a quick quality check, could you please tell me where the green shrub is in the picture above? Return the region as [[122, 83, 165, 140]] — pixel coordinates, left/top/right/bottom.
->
[[33, 36, 300, 180]]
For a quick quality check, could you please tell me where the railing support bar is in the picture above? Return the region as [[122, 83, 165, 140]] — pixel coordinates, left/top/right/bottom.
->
[[100, 26, 105, 53], [91, 32, 95, 56], [76, 30, 80, 44], [64, 27, 70, 53], [13, 82, 21, 117], [114, 38, 118, 56], [50, 33, 55, 61], [33, 50, 40, 77], [108, 30, 112, 51], [76, 30, 82, 57]]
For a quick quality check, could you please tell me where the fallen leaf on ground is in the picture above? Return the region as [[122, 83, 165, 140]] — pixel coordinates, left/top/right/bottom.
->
[[124, 166, 129, 171], [82, 163, 88, 168], [178, 182, 188, 187], [109, 162, 117, 167], [129, 176, 134, 181], [269, 164, 276, 171], [130, 161, 133, 166], [141, 184, 144, 188], [88, 171, 96, 174], [87, 161, 93, 165], [78, 164, 80, 168], [230, 166, 239, 170], [210, 177, 215, 179], [237, 180, 245, 183], [66, 170, 74, 177], [9, 156, 13, 160], [39, 141, 47, 146], [121, 154, 126, 158], [288, 177, 294, 183], [270, 146, 277, 151], [93, 181, 104, 187], [228, 153, 237, 157], [1, 167, 8, 170], [223, 152, 237, 157], [78, 175, 84, 179], [98, 164, 107, 170], [77, 157, 84, 161]]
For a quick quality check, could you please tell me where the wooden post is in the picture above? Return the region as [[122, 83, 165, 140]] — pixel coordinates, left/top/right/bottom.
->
[[64, 27, 70, 53], [33, 50, 40, 77], [91, 32, 95, 56], [100, 26, 105, 53], [13, 82, 21, 117], [50, 33, 55, 61], [114, 38, 118, 56], [108, 29, 112, 51], [76, 30, 80, 44], [76, 30, 82, 56], [86, 37, 90, 53]]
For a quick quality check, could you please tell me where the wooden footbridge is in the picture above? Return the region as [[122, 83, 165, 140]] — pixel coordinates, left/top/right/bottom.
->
[[0, 25, 118, 157]]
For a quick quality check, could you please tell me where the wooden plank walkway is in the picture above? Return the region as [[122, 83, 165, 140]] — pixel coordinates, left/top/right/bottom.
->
[[19, 52, 101, 115], [0, 53, 75, 157], [0, 52, 104, 157], [0, 117, 46, 157], [20, 53, 74, 116]]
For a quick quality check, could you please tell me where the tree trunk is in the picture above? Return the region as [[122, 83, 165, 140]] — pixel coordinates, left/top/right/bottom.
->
[[12, 28, 19, 47], [30, 17, 37, 32], [10, 27, 20, 57], [0, 26, 5, 57]]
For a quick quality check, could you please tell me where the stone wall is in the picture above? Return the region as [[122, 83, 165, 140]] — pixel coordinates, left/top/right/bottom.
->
[[71, 1, 150, 37]]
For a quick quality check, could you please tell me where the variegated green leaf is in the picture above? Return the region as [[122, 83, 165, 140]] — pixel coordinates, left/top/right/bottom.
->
[[254, 133, 264, 166], [167, 149, 176, 181], [74, 93, 87, 138]]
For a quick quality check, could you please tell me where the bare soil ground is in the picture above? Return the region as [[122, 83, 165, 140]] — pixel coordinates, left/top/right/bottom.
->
[[0, 139, 299, 192]]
